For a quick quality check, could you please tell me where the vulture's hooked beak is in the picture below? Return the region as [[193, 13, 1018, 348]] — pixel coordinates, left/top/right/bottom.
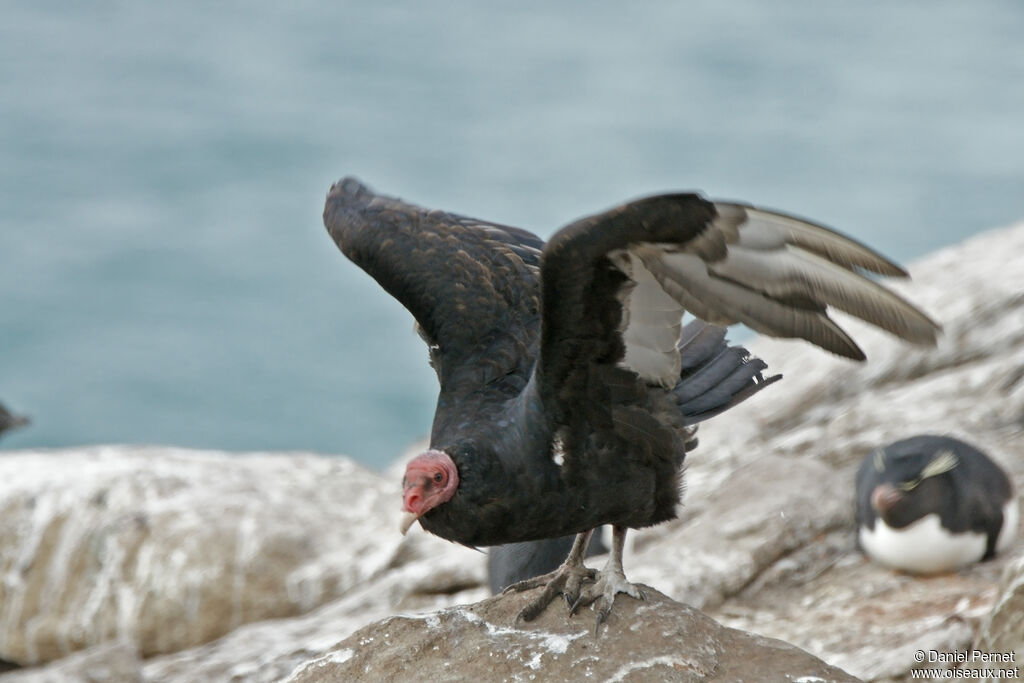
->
[[399, 510, 419, 535]]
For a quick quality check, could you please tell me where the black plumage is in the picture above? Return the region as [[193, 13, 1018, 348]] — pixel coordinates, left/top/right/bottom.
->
[[856, 435, 1018, 573], [488, 320, 778, 592], [323, 177, 940, 628], [0, 403, 28, 439]]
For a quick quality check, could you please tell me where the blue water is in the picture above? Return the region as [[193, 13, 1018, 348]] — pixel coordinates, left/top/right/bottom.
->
[[2, 2, 1023, 468]]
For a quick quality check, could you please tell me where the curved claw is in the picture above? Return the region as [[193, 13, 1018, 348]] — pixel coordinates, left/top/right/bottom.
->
[[593, 586, 645, 635], [569, 571, 646, 635], [507, 564, 597, 623], [503, 573, 551, 595], [568, 592, 589, 616], [517, 582, 563, 623]]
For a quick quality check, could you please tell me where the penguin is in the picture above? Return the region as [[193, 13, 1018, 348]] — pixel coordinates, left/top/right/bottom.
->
[[856, 435, 1018, 574]]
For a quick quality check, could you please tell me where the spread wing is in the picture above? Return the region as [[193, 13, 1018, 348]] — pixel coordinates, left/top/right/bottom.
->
[[535, 192, 941, 412], [323, 177, 544, 400]]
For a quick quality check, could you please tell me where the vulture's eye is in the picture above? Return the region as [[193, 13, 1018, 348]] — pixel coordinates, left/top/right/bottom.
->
[[434, 472, 444, 484]]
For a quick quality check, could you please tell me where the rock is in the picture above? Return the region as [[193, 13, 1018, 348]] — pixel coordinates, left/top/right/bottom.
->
[[285, 587, 859, 683], [974, 554, 1024, 662], [628, 455, 852, 611], [0, 447, 404, 665], [709, 538, 1003, 681], [3, 222, 1023, 681], [0, 642, 141, 683], [0, 554, 489, 683], [138, 539, 487, 683]]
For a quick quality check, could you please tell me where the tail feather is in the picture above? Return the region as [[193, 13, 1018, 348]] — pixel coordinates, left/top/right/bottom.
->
[[672, 320, 780, 425], [677, 319, 728, 370]]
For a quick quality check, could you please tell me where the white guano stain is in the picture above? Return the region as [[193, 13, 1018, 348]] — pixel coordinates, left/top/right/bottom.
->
[[606, 655, 693, 681]]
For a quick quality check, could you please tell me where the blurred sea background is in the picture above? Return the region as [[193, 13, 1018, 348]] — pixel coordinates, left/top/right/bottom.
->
[[1, 1, 1022, 469]]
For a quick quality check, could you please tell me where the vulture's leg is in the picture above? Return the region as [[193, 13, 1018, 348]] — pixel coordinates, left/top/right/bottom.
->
[[570, 525, 645, 634], [504, 529, 597, 623]]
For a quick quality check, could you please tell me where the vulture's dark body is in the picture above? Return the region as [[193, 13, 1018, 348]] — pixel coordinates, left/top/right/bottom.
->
[[487, 321, 775, 589], [426, 371, 688, 546], [328, 179, 702, 546]]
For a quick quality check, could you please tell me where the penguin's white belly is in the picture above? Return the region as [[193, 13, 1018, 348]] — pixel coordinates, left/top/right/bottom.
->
[[997, 497, 1019, 553], [860, 500, 1018, 574], [860, 514, 985, 574]]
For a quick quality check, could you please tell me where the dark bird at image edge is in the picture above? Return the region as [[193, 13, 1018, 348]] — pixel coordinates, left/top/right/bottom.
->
[[322, 177, 941, 631], [0, 403, 29, 440]]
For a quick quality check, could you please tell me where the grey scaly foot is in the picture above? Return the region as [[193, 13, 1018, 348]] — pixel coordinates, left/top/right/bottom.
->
[[505, 562, 597, 623], [502, 529, 595, 623], [569, 567, 645, 634], [568, 524, 643, 634]]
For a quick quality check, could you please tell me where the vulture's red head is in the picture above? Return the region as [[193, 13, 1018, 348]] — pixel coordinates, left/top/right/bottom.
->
[[400, 449, 459, 534]]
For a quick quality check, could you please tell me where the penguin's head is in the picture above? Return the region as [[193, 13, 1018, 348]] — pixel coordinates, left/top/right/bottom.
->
[[863, 446, 959, 528]]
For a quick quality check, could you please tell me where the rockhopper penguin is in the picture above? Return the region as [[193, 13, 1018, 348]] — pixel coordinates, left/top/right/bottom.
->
[[856, 435, 1017, 574]]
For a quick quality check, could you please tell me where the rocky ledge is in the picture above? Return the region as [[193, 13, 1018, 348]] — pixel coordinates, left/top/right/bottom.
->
[[288, 587, 857, 683]]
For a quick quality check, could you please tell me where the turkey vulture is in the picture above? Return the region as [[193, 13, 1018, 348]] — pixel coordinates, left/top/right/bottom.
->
[[323, 177, 940, 630]]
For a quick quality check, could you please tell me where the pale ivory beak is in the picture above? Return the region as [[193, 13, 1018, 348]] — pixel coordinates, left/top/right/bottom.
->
[[399, 510, 419, 535]]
